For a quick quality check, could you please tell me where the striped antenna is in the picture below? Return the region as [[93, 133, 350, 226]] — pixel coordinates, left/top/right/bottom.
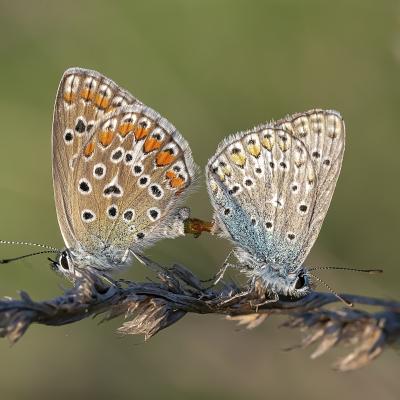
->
[[0, 240, 59, 252], [0, 250, 59, 264], [308, 266, 383, 274], [309, 272, 353, 307]]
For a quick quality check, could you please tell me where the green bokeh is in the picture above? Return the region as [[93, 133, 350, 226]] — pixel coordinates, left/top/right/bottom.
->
[[0, 0, 399, 399]]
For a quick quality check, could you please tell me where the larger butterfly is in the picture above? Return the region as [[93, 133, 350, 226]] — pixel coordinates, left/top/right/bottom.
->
[[52, 68, 197, 276], [206, 109, 345, 298]]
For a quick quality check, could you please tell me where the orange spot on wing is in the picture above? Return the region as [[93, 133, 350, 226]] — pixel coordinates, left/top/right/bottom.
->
[[63, 91, 75, 103], [144, 137, 162, 153], [118, 123, 134, 137], [84, 142, 95, 157], [166, 170, 176, 180], [99, 130, 114, 147], [170, 176, 185, 188], [134, 126, 150, 140], [165, 170, 185, 188], [80, 88, 95, 101], [156, 151, 175, 166], [95, 94, 110, 110]]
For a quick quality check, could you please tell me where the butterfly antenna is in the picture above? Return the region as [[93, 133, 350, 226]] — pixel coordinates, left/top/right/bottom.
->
[[0, 240, 59, 252], [0, 250, 59, 264], [308, 266, 383, 274], [308, 272, 353, 307]]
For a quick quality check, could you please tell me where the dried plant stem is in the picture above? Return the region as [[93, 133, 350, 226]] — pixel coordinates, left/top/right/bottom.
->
[[0, 256, 399, 371]]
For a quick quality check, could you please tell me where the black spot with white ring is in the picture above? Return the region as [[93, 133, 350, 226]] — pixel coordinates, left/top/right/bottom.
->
[[312, 151, 320, 158], [147, 208, 160, 221], [149, 184, 163, 199], [299, 204, 308, 214], [107, 205, 118, 219], [138, 175, 150, 187], [111, 147, 124, 163], [133, 164, 144, 176], [228, 185, 240, 195], [123, 209, 134, 222], [64, 130, 73, 144], [81, 209, 96, 223], [125, 151, 134, 165], [75, 118, 86, 134], [93, 163, 106, 180], [78, 178, 92, 195], [103, 183, 123, 197]]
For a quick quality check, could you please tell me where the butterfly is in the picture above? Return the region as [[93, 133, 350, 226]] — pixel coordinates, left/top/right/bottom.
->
[[206, 109, 345, 299], [47, 68, 197, 277]]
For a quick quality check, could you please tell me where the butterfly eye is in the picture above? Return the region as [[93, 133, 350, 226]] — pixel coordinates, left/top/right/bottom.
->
[[295, 274, 306, 289], [59, 252, 70, 270]]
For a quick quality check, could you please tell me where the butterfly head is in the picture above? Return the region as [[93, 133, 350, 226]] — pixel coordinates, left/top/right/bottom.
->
[[257, 264, 311, 298], [50, 249, 83, 281], [58, 249, 71, 271], [50, 245, 135, 279], [291, 268, 311, 296], [235, 248, 311, 297], [50, 248, 96, 280]]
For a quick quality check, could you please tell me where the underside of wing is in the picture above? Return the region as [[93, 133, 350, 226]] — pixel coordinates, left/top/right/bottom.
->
[[69, 104, 197, 256], [206, 124, 317, 268], [275, 109, 345, 262], [52, 68, 139, 248]]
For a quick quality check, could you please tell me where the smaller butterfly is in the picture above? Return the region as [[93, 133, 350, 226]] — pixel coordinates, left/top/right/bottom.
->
[[1, 68, 198, 279], [206, 109, 346, 300]]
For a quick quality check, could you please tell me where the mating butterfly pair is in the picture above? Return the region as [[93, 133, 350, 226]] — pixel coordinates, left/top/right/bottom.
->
[[7, 68, 346, 300]]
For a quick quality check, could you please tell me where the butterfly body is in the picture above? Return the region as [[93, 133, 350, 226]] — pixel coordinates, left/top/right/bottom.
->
[[52, 68, 197, 275], [60, 243, 133, 273], [207, 109, 345, 297]]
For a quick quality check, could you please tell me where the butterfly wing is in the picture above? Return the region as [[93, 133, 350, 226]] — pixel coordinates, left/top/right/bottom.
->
[[206, 124, 318, 268], [52, 68, 197, 267], [71, 105, 197, 256], [275, 109, 345, 263], [52, 67, 139, 248]]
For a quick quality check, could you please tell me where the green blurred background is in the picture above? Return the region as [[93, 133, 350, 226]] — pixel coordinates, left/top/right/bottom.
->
[[0, 0, 399, 399]]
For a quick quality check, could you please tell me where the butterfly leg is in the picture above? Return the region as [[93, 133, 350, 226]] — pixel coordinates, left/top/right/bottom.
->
[[201, 250, 239, 286], [96, 272, 121, 289], [213, 262, 239, 285], [250, 292, 279, 312], [219, 287, 253, 306]]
